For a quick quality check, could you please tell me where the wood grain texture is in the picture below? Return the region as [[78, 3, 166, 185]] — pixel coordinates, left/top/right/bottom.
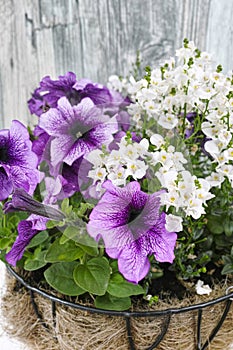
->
[[0, 0, 232, 127]]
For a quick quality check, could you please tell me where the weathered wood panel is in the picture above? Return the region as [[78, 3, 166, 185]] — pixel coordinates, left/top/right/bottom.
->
[[0, 0, 232, 127]]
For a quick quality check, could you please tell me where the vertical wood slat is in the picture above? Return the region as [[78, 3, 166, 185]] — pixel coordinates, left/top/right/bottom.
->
[[0, 0, 232, 127]]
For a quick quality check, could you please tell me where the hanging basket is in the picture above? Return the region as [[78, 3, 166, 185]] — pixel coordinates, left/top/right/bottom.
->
[[2, 266, 233, 350]]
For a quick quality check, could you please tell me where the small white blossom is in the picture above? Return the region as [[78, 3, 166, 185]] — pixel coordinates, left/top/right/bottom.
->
[[195, 280, 212, 295], [150, 134, 165, 149], [165, 214, 183, 232]]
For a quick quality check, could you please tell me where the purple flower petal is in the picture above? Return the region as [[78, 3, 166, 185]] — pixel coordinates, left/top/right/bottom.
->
[[0, 167, 13, 200], [146, 213, 177, 263], [117, 239, 151, 283], [5, 220, 38, 266], [32, 126, 50, 164], [50, 134, 74, 167], [39, 97, 76, 136]]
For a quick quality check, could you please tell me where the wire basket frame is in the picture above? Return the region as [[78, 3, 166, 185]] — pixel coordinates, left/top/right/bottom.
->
[[6, 265, 233, 350]]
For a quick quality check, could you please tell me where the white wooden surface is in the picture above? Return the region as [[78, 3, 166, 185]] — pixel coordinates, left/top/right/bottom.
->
[[0, 0, 233, 128], [0, 262, 29, 350]]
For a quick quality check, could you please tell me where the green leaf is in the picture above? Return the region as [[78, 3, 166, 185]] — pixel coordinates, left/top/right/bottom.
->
[[44, 262, 85, 296], [45, 238, 84, 262], [61, 198, 73, 215], [221, 263, 233, 275], [107, 273, 144, 297], [95, 293, 131, 311], [73, 257, 110, 295], [0, 237, 13, 249], [24, 251, 47, 271], [110, 260, 119, 273], [63, 226, 98, 248], [63, 226, 85, 242], [46, 220, 64, 229], [77, 243, 98, 256], [207, 215, 224, 234], [27, 231, 49, 248], [0, 227, 14, 237], [224, 219, 233, 237]]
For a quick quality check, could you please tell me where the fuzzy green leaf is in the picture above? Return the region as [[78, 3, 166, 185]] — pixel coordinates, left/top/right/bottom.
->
[[44, 262, 85, 296], [207, 215, 224, 234], [24, 251, 47, 271], [0, 237, 13, 249], [95, 293, 131, 311], [73, 257, 110, 295], [107, 273, 144, 297], [63, 226, 98, 248], [221, 263, 233, 275], [27, 231, 49, 248], [45, 238, 84, 262]]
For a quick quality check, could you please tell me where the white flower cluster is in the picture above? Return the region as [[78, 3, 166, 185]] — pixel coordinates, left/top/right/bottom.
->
[[107, 75, 131, 96], [86, 133, 215, 227], [85, 137, 149, 193], [122, 40, 233, 188], [149, 135, 215, 220]]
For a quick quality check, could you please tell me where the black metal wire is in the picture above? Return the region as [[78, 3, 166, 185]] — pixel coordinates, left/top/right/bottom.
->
[[146, 314, 171, 350], [125, 316, 136, 350], [6, 265, 233, 349], [29, 289, 49, 330], [197, 309, 203, 350]]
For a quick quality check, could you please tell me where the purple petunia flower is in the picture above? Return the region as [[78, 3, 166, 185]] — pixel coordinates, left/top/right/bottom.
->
[[28, 72, 79, 116], [28, 72, 128, 117], [87, 181, 177, 283], [0, 120, 40, 200], [39, 97, 118, 169], [5, 215, 48, 266]]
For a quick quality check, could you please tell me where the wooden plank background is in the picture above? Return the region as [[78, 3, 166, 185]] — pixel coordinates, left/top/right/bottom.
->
[[0, 0, 232, 128]]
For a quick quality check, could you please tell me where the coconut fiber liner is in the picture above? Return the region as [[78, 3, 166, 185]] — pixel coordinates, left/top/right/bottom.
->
[[1, 268, 233, 350]]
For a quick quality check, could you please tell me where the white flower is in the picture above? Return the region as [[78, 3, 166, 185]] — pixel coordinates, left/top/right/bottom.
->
[[217, 164, 233, 181], [195, 280, 212, 295], [150, 134, 165, 149], [119, 143, 139, 161], [206, 172, 224, 188], [195, 187, 215, 204], [157, 170, 178, 190], [125, 160, 148, 179], [152, 150, 174, 169], [107, 166, 127, 186], [165, 214, 183, 232], [85, 149, 104, 167], [108, 75, 128, 93], [135, 138, 149, 156], [224, 147, 233, 161], [88, 167, 107, 184], [160, 191, 181, 211], [158, 113, 179, 129], [204, 139, 224, 156], [185, 197, 206, 219]]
